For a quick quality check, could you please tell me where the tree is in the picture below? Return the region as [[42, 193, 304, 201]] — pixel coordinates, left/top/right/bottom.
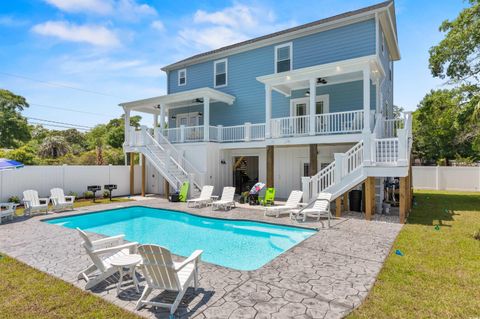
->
[[429, 0, 480, 83], [105, 115, 141, 148], [0, 89, 30, 148], [38, 136, 70, 158]]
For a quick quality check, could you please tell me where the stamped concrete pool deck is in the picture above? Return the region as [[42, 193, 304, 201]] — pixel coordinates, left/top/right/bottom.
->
[[0, 198, 402, 319]]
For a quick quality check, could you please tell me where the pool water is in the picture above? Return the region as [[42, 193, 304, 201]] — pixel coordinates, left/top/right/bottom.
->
[[45, 206, 316, 271]]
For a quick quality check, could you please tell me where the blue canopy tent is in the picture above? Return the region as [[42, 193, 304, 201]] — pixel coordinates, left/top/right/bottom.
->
[[0, 158, 24, 171]]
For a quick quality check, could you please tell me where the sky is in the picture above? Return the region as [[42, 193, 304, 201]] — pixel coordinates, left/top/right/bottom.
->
[[0, 0, 469, 130]]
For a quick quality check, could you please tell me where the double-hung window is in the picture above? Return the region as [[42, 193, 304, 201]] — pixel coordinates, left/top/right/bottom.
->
[[275, 43, 292, 73], [214, 59, 227, 87], [178, 69, 186, 86]]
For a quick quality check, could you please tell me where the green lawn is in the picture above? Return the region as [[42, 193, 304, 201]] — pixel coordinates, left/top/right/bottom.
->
[[349, 190, 480, 318], [0, 255, 140, 319], [15, 197, 133, 216]]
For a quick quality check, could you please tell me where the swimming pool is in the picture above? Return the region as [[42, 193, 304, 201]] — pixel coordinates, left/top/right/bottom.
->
[[45, 206, 316, 271]]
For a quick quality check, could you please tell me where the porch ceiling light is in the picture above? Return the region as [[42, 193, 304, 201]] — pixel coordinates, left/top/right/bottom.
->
[[286, 75, 291, 80], [305, 90, 310, 97]]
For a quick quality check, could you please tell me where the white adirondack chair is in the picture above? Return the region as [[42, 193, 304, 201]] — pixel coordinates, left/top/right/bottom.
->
[[0, 203, 17, 224], [187, 185, 214, 208], [290, 192, 333, 226], [136, 244, 203, 315], [264, 190, 303, 218], [50, 188, 75, 212], [22, 190, 49, 215], [77, 228, 138, 290], [211, 187, 236, 211]]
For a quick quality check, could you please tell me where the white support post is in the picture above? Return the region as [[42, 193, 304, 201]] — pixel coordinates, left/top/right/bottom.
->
[[180, 125, 185, 143], [217, 125, 223, 142], [309, 78, 316, 135], [159, 104, 166, 132], [153, 114, 159, 140], [334, 153, 344, 184], [204, 96, 210, 142], [301, 176, 310, 203], [265, 85, 272, 138], [363, 131, 372, 166], [140, 125, 147, 146], [123, 107, 130, 146], [363, 65, 371, 133], [397, 128, 407, 166], [244, 122, 251, 142]]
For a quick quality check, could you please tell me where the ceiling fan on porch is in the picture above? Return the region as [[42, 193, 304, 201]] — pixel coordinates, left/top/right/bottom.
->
[[316, 77, 327, 84]]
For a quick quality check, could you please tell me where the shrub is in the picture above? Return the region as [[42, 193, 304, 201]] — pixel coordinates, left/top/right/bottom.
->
[[68, 191, 78, 198], [83, 191, 94, 199], [474, 229, 480, 241], [8, 196, 20, 204], [103, 190, 110, 198]]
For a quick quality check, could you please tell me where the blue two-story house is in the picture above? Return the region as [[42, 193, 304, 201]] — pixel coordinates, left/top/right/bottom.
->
[[121, 1, 414, 222]]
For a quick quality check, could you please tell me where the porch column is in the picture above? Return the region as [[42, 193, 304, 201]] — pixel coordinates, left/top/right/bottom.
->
[[124, 107, 130, 145], [129, 152, 135, 195], [363, 65, 371, 133], [309, 78, 316, 135], [265, 85, 272, 138], [365, 176, 375, 220], [159, 104, 166, 131], [203, 96, 210, 141], [153, 113, 158, 127], [141, 154, 146, 197], [266, 145, 274, 188]]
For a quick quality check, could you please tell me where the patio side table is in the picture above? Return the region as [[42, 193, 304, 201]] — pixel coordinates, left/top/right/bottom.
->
[[110, 254, 142, 295]]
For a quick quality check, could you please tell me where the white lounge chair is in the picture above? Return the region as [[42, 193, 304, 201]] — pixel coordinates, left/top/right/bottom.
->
[[187, 185, 214, 208], [264, 190, 303, 218], [0, 203, 17, 224], [290, 192, 333, 226], [77, 228, 138, 290], [211, 187, 236, 211], [22, 190, 49, 215], [136, 244, 203, 315], [50, 188, 75, 212]]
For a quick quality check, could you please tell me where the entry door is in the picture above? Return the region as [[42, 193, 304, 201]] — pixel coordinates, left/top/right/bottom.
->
[[176, 113, 200, 127], [293, 101, 308, 134]]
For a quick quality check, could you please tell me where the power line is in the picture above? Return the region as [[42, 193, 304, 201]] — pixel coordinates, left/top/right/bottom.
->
[[0, 71, 122, 98], [26, 117, 93, 129], [29, 122, 90, 131], [29, 102, 113, 117]]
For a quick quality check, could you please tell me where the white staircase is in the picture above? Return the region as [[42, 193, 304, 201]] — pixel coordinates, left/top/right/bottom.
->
[[126, 126, 203, 197], [302, 112, 412, 203]]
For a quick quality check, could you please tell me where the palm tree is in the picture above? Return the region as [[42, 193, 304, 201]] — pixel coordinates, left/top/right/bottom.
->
[[38, 136, 70, 158]]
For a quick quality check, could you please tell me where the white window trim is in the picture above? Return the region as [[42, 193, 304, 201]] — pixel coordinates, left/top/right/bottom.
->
[[214, 58, 228, 88], [275, 42, 293, 73], [289, 95, 329, 117], [178, 69, 187, 86]]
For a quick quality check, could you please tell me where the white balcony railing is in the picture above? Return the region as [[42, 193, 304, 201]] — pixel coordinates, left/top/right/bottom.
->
[[384, 118, 405, 138], [156, 110, 366, 144]]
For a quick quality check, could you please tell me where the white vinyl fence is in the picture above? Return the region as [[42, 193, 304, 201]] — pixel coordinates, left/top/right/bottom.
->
[[0, 165, 141, 202], [413, 166, 480, 192]]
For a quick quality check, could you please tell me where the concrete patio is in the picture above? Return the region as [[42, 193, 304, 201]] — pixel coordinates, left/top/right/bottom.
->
[[0, 198, 402, 318]]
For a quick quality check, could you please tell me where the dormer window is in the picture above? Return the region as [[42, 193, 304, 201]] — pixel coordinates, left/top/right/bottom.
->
[[178, 69, 186, 86], [275, 43, 292, 73], [214, 59, 227, 88]]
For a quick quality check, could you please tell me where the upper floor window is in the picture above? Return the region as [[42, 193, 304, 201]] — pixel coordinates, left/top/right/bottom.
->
[[381, 33, 385, 55], [275, 43, 292, 73], [178, 69, 186, 86], [214, 59, 227, 87]]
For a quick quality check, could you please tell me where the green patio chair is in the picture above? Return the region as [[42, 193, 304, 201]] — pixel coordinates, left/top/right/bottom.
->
[[259, 188, 275, 206], [178, 181, 189, 202]]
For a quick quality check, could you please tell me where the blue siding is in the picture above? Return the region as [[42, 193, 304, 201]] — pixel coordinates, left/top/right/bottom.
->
[[378, 23, 394, 118], [167, 19, 376, 126]]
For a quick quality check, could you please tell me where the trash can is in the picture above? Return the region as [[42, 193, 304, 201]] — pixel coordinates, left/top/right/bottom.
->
[[349, 190, 362, 212], [169, 193, 180, 202]]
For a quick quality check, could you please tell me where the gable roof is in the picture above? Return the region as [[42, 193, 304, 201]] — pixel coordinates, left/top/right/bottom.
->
[[162, 0, 397, 72]]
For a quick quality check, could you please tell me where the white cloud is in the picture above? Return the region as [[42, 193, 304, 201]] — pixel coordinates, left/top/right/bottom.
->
[[177, 4, 294, 51], [32, 21, 120, 47], [44, 0, 113, 14], [43, 0, 157, 18], [151, 20, 165, 32]]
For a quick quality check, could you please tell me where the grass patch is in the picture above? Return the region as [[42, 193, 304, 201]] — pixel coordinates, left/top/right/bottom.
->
[[0, 254, 140, 319], [349, 190, 480, 318], [15, 197, 133, 216]]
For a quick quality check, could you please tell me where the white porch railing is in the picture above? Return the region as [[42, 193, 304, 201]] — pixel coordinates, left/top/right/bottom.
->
[[315, 110, 364, 134], [384, 118, 405, 138], [271, 115, 310, 137], [221, 125, 245, 142]]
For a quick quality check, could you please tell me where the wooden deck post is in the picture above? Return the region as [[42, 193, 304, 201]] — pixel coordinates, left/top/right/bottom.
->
[[129, 152, 135, 195], [141, 154, 146, 197], [164, 179, 170, 199], [335, 197, 342, 217], [309, 144, 318, 176], [399, 176, 407, 223], [343, 192, 349, 212], [365, 177, 375, 220], [266, 145, 274, 188]]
